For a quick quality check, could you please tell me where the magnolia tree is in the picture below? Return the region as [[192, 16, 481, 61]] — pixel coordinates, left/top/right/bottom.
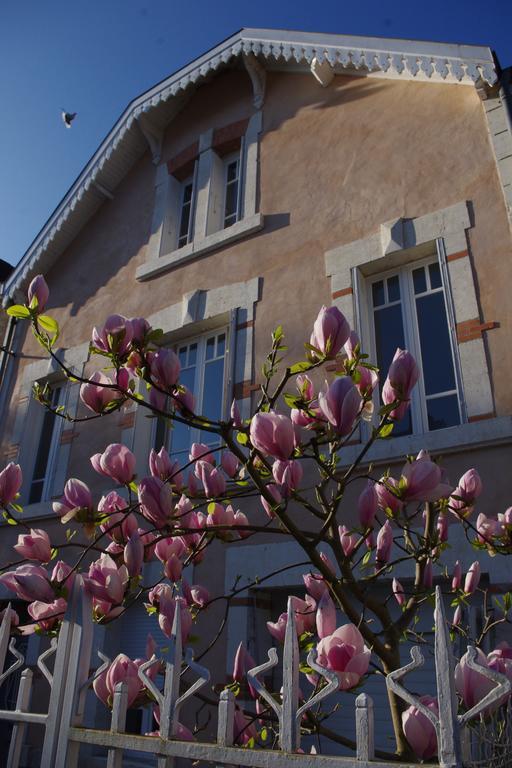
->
[[0, 274, 511, 761]]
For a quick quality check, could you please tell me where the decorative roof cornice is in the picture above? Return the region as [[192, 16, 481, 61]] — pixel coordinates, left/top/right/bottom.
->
[[3, 28, 498, 303]]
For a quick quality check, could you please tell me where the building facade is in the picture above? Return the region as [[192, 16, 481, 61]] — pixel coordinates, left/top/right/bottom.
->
[[1, 29, 512, 765]]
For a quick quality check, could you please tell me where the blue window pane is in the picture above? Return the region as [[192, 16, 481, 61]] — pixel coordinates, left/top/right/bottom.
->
[[413, 267, 427, 294], [429, 262, 442, 289], [372, 280, 385, 307], [387, 275, 400, 302], [188, 343, 197, 367], [427, 395, 460, 431], [374, 304, 411, 436], [205, 337, 215, 361], [200, 357, 225, 443], [415, 293, 456, 395], [178, 347, 187, 366], [217, 333, 226, 357]]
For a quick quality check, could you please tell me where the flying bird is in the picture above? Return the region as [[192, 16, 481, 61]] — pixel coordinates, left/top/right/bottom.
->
[[61, 110, 77, 128]]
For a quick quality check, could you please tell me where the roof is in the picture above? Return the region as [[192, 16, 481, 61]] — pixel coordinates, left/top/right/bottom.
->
[[2, 27, 498, 303]]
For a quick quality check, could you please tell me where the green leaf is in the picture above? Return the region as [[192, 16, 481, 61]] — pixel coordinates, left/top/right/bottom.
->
[[379, 423, 394, 438], [260, 727, 268, 742], [207, 502, 217, 515], [236, 432, 248, 446], [283, 393, 300, 408], [50, 547, 58, 560], [10, 503, 23, 513], [38, 314, 59, 341], [290, 361, 313, 374], [128, 480, 138, 493], [6, 304, 31, 319], [3, 511, 17, 525]]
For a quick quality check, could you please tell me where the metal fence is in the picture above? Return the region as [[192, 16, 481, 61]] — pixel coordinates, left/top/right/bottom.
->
[[0, 582, 510, 768]]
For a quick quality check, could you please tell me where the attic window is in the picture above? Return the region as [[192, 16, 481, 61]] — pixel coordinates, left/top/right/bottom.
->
[[137, 112, 264, 280]]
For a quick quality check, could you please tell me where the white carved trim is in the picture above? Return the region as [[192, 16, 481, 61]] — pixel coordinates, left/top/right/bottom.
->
[[136, 114, 164, 165], [4, 30, 496, 304], [310, 57, 334, 87], [482, 91, 512, 229], [243, 53, 266, 108]]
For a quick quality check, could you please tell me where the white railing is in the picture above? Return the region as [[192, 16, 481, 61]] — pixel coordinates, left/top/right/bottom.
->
[[0, 582, 510, 768]]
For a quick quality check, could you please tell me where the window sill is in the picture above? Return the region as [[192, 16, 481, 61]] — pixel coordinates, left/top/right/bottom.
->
[[136, 213, 264, 281], [340, 415, 512, 467]]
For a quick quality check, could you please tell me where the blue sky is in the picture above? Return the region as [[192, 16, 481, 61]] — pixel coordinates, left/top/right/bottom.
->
[[1, 0, 511, 268]]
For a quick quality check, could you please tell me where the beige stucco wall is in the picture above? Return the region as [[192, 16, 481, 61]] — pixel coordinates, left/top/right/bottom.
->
[[1, 66, 512, 715]]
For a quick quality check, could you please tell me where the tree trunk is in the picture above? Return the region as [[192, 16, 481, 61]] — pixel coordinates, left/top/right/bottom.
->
[[383, 652, 415, 760]]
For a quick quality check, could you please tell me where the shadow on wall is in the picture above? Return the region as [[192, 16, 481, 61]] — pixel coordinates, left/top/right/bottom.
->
[[45, 155, 154, 319]]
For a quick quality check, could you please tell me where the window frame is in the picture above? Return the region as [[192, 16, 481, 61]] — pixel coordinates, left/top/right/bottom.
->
[[151, 325, 230, 459], [366, 253, 464, 436], [27, 382, 68, 504], [221, 149, 243, 230], [176, 172, 197, 250]]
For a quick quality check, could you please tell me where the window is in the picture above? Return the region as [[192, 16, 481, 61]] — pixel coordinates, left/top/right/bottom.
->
[[369, 258, 461, 434], [222, 152, 242, 229], [154, 329, 228, 464], [177, 177, 195, 249], [28, 385, 66, 503]]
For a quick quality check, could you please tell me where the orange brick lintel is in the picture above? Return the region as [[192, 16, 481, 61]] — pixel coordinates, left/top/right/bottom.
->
[[236, 320, 254, 332], [468, 412, 495, 423], [233, 380, 260, 400], [60, 430, 78, 445], [332, 287, 353, 300], [447, 249, 469, 262], [456, 318, 499, 343], [119, 411, 136, 429]]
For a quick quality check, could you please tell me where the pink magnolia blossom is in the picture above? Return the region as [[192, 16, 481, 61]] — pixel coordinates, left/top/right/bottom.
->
[[233, 642, 258, 698], [316, 624, 371, 690], [233, 509, 250, 539], [230, 399, 242, 427], [138, 476, 173, 528], [99, 492, 137, 544], [423, 558, 433, 588], [0, 564, 54, 602], [149, 447, 184, 489], [157, 592, 192, 642], [221, 450, 239, 478], [84, 554, 128, 605], [464, 561, 481, 595], [452, 561, 462, 591], [358, 481, 378, 528], [272, 459, 303, 494], [339, 525, 358, 557], [147, 348, 180, 390], [27, 275, 49, 312], [14, 528, 51, 563], [174, 386, 195, 414], [129, 317, 151, 345], [376, 520, 393, 565], [250, 411, 295, 460], [189, 585, 210, 608], [124, 531, 144, 577], [450, 469, 483, 517], [376, 476, 403, 515], [382, 348, 419, 421], [476, 513, 501, 545], [0, 463, 22, 507], [91, 443, 135, 485], [316, 592, 336, 639], [53, 478, 93, 523], [267, 613, 288, 643], [296, 373, 315, 400], [51, 560, 75, 592], [402, 695, 439, 760], [400, 451, 452, 503], [309, 306, 351, 359], [92, 315, 134, 357], [155, 537, 186, 581], [80, 370, 128, 414], [190, 443, 216, 464], [27, 598, 67, 632], [303, 572, 328, 601], [392, 578, 405, 607], [94, 654, 143, 709], [260, 483, 282, 519], [195, 461, 226, 498], [318, 377, 362, 436], [455, 648, 496, 709], [233, 706, 258, 746]]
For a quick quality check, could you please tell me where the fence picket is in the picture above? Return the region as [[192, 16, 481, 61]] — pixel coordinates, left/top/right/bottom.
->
[[106, 681, 128, 768], [6, 668, 32, 768], [356, 693, 374, 762]]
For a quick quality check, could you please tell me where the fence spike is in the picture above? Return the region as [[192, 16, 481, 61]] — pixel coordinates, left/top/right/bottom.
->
[[106, 681, 128, 768], [458, 645, 511, 725], [6, 668, 33, 768], [356, 693, 375, 762], [281, 596, 300, 752], [217, 689, 235, 747], [0, 603, 12, 678], [0, 637, 25, 688], [37, 637, 58, 687], [434, 585, 462, 767], [296, 649, 339, 724], [246, 648, 280, 719], [157, 603, 183, 768]]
